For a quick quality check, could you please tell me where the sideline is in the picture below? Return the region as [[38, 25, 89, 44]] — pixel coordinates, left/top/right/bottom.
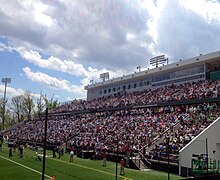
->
[[0, 155, 51, 179], [1, 146, 133, 180], [51, 157, 133, 180]]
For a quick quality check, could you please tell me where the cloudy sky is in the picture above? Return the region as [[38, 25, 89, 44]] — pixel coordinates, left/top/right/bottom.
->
[[0, 0, 220, 102]]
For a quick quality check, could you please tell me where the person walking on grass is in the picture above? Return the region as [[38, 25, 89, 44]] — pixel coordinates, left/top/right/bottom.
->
[[120, 159, 125, 175], [70, 150, 74, 162], [53, 147, 57, 158], [9, 147, 13, 158], [0, 138, 2, 151], [58, 147, 62, 159]]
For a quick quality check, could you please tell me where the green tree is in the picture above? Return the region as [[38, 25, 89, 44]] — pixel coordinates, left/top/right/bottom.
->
[[0, 98, 13, 129], [10, 95, 24, 122], [43, 94, 59, 110], [36, 92, 45, 118], [23, 91, 35, 120]]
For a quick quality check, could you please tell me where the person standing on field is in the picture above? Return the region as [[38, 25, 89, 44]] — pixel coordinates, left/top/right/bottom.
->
[[9, 147, 13, 158], [102, 152, 107, 167], [120, 159, 125, 175], [70, 150, 74, 162]]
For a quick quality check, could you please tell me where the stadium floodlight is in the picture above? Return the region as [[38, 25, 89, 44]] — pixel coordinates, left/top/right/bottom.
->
[[90, 79, 94, 85], [1, 78, 11, 138], [150, 55, 168, 67], [100, 72, 109, 82], [136, 66, 141, 72]]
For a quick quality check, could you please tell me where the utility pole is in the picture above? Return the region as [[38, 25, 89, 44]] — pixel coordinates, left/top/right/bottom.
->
[[42, 108, 48, 180], [167, 137, 170, 180], [116, 134, 119, 180], [1, 78, 11, 139]]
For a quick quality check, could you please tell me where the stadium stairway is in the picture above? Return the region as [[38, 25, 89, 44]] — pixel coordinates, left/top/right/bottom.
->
[[142, 113, 188, 154], [131, 152, 151, 170], [132, 114, 188, 171]]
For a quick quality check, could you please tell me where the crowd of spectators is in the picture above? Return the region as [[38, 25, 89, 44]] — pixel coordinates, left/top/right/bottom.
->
[[51, 80, 220, 113], [149, 103, 220, 163], [5, 103, 220, 161], [3, 80, 220, 164]]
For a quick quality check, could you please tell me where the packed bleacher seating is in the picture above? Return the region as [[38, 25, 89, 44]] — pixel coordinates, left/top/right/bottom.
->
[[3, 80, 220, 164], [148, 103, 220, 163], [51, 80, 220, 113]]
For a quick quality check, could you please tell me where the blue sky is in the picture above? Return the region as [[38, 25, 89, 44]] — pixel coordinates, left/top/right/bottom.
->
[[1, 0, 220, 102]]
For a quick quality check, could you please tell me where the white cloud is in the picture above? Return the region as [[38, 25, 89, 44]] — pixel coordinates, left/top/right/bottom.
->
[[180, 0, 220, 23], [0, 42, 13, 52], [1, 0, 220, 100], [126, 33, 135, 41], [16, 46, 90, 77], [1, 0, 220, 71], [0, 0, 153, 71], [0, 85, 39, 99], [33, 1, 53, 27], [148, 0, 220, 61], [22, 67, 86, 96], [0, 85, 24, 98], [15, 46, 124, 85]]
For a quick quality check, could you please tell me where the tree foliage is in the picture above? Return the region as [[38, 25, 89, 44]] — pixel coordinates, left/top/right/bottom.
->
[[36, 92, 45, 118], [6, 91, 60, 125], [10, 95, 24, 122], [42, 94, 59, 109], [23, 91, 35, 120]]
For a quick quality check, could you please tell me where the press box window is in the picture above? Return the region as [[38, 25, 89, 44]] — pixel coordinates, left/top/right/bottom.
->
[[140, 82, 143, 87]]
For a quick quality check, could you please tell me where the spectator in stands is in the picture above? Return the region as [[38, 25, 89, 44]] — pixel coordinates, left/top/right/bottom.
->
[[3, 80, 220, 166]]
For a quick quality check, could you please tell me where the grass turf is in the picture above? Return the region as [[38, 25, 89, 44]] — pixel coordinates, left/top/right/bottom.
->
[[0, 143, 184, 180]]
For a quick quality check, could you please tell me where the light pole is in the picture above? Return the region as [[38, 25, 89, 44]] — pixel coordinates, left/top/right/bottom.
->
[[116, 134, 119, 180], [136, 66, 141, 72], [1, 78, 11, 139], [42, 108, 48, 180], [167, 137, 170, 180]]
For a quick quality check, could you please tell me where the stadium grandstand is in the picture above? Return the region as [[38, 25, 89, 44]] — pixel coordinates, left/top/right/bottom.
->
[[2, 50, 220, 178], [85, 50, 220, 101]]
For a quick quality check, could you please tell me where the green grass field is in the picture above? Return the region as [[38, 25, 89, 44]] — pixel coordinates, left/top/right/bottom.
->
[[0, 143, 184, 180]]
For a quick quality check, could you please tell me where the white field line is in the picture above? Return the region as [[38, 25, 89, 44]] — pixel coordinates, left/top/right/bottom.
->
[[52, 158, 133, 180], [0, 155, 51, 179], [36, 154, 53, 158]]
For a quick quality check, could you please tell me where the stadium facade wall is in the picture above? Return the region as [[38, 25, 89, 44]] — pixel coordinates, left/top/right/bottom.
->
[[179, 117, 220, 176], [85, 50, 220, 100]]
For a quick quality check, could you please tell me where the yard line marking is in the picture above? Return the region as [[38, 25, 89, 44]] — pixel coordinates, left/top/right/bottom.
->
[[0, 155, 51, 179], [51, 158, 133, 180]]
